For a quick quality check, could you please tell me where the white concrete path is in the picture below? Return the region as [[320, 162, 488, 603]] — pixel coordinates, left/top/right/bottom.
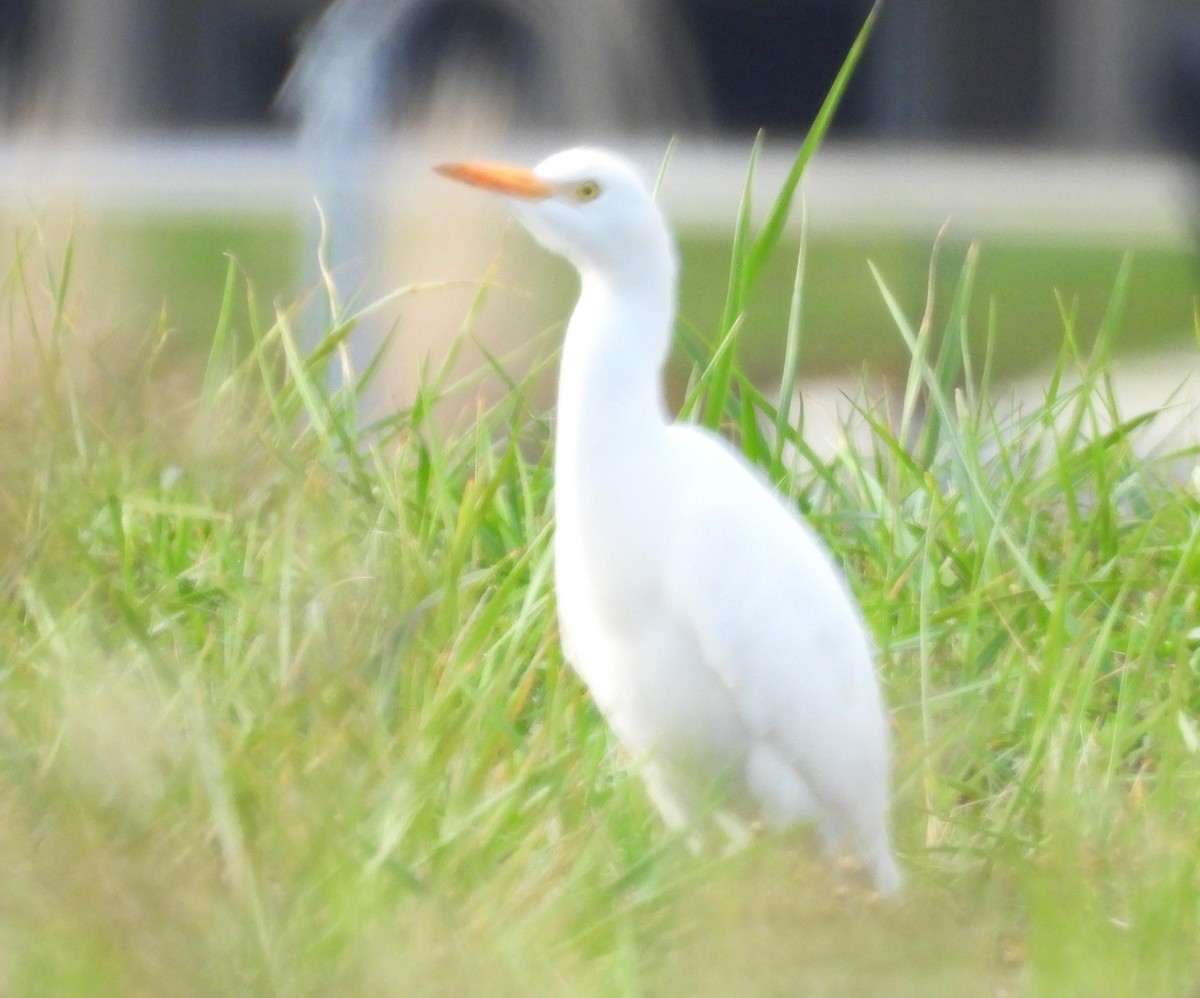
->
[[0, 132, 1196, 247]]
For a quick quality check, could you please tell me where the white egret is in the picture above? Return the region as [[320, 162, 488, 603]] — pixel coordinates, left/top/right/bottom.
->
[[436, 148, 900, 894]]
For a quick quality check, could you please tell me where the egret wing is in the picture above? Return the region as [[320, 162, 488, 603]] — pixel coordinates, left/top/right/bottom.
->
[[660, 427, 885, 777]]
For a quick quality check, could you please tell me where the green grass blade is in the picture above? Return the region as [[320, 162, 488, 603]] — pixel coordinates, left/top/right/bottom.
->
[[203, 253, 242, 399], [773, 191, 809, 464], [743, 1, 880, 293]]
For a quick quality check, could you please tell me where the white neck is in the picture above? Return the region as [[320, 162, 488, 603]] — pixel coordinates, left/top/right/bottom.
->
[[554, 252, 676, 483]]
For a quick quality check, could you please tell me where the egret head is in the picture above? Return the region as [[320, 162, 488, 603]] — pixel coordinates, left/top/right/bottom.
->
[[435, 147, 672, 279]]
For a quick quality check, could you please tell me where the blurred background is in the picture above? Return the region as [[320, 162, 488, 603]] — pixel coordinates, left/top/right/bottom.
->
[[1, 0, 1198, 443]]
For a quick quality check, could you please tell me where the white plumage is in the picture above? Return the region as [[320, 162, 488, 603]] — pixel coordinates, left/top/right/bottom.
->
[[436, 147, 900, 894]]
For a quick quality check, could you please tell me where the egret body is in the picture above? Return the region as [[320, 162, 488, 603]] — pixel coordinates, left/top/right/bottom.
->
[[436, 148, 900, 894]]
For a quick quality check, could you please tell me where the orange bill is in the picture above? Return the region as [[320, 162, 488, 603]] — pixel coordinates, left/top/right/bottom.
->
[[434, 161, 554, 199]]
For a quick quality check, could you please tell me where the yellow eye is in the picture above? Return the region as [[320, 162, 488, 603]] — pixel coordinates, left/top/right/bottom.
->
[[574, 180, 602, 202]]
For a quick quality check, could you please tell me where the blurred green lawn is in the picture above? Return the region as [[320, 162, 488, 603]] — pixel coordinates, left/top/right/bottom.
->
[[111, 213, 1200, 381]]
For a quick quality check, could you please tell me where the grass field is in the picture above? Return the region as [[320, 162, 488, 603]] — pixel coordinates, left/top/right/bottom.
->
[[53, 209, 1200, 385]]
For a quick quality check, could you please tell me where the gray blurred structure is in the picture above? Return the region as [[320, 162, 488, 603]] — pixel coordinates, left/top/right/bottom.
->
[[277, 0, 400, 378], [871, 0, 1199, 151], [2, 0, 1200, 154], [274, 0, 704, 402]]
